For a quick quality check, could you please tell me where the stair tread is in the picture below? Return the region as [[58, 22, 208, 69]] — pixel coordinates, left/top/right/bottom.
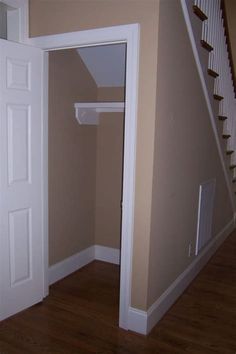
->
[[201, 40, 214, 52], [226, 150, 234, 155], [219, 115, 227, 121], [214, 94, 224, 101], [193, 5, 208, 21], [208, 68, 219, 78]]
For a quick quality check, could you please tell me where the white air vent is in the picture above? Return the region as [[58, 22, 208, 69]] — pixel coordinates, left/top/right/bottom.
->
[[195, 179, 216, 255]]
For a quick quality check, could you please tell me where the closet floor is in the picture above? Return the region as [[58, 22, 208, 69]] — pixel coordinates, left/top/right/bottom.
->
[[0, 234, 236, 354], [49, 260, 120, 327]]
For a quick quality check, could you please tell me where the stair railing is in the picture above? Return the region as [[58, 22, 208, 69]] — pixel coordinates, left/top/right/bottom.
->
[[194, 0, 236, 161]]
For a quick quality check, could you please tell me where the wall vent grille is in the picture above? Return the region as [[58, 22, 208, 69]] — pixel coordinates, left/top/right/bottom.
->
[[196, 179, 216, 255]]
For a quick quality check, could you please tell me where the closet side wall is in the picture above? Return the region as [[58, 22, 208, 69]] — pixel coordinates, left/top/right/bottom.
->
[[49, 49, 97, 265], [95, 87, 124, 250]]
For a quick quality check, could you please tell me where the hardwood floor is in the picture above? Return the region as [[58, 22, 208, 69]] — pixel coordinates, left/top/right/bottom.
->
[[0, 231, 236, 353]]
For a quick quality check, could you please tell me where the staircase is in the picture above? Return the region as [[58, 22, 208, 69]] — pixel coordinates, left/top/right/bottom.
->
[[181, 0, 236, 210]]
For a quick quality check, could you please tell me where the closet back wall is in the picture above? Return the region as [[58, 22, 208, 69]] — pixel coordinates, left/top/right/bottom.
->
[[95, 87, 125, 250], [49, 49, 97, 266]]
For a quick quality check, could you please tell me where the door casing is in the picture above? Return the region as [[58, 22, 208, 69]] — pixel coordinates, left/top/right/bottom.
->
[[28, 24, 140, 330]]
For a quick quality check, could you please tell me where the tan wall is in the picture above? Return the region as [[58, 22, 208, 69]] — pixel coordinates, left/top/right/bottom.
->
[[147, 0, 233, 307], [48, 49, 97, 265], [30, 0, 160, 310], [97, 87, 125, 102], [95, 114, 124, 249], [95, 87, 124, 249]]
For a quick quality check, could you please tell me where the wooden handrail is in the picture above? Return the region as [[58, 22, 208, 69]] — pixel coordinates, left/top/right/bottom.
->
[[221, 0, 236, 97]]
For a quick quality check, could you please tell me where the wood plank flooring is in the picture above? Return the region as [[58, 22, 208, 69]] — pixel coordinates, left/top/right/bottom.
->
[[0, 231, 236, 353]]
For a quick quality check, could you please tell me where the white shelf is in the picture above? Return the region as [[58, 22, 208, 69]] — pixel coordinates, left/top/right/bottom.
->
[[74, 102, 125, 125]]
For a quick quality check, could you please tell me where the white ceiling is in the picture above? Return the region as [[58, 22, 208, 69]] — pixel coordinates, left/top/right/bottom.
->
[[77, 43, 126, 88]]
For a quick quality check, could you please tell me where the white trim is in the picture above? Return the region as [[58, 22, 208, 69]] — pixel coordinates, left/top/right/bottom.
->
[[49, 246, 95, 285], [49, 245, 120, 285], [28, 24, 140, 331], [128, 307, 147, 335], [95, 245, 120, 265], [180, 0, 235, 213], [42, 52, 49, 297], [118, 24, 139, 330], [127, 217, 234, 335], [2, 0, 29, 43], [28, 25, 136, 50], [7, 8, 19, 42]]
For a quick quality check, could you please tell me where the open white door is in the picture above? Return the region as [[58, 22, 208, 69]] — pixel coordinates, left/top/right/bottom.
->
[[0, 39, 44, 320]]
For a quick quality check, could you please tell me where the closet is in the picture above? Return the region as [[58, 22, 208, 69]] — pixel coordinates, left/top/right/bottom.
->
[[48, 44, 126, 317]]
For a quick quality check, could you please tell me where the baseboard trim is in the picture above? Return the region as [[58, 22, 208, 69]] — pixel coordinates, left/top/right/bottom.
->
[[49, 246, 95, 285], [49, 245, 120, 285], [95, 245, 120, 265], [127, 218, 234, 335], [128, 307, 147, 335], [146, 218, 234, 333], [49, 219, 234, 334]]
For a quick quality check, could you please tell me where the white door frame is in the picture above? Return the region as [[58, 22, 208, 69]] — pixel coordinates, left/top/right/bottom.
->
[[1, 0, 28, 42], [28, 24, 140, 330]]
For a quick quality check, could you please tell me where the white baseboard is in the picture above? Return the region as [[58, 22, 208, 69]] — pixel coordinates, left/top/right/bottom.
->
[[128, 307, 147, 335], [95, 245, 120, 265], [48, 219, 233, 334], [49, 246, 94, 285], [49, 245, 120, 285], [127, 218, 234, 335]]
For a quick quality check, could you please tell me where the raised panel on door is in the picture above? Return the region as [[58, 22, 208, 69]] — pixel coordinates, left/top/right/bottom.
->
[[0, 39, 44, 320], [9, 208, 32, 287], [7, 57, 31, 91], [7, 104, 31, 185]]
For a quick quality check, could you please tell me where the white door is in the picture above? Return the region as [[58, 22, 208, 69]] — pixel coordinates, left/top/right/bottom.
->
[[0, 39, 44, 320]]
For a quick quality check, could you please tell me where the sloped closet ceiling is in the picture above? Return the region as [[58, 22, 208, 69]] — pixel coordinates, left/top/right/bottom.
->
[[77, 43, 126, 87]]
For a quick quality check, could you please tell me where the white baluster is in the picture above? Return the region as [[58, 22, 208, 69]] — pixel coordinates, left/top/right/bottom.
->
[[193, 0, 236, 167]]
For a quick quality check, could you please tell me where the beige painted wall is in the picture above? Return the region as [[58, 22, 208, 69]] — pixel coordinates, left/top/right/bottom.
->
[[30, 0, 160, 310], [98, 87, 125, 102], [48, 49, 97, 265], [95, 87, 124, 249], [147, 0, 233, 307], [95, 114, 124, 249]]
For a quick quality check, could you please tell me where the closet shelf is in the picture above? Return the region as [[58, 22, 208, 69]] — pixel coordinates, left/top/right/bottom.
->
[[74, 102, 125, 125]]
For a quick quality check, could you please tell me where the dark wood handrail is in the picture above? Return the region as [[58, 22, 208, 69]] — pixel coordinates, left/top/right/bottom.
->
[[221, 0, 236, 97]]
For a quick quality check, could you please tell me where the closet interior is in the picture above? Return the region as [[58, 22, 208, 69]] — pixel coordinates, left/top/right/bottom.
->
[[48, 44, 126, 319]]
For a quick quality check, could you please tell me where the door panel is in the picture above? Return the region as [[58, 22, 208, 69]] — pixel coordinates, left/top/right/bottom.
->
[[0, 39, 44, 320], [9, 208, 32, 287], [7, 104, 31, 184], [7, 57, 31, 91]]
